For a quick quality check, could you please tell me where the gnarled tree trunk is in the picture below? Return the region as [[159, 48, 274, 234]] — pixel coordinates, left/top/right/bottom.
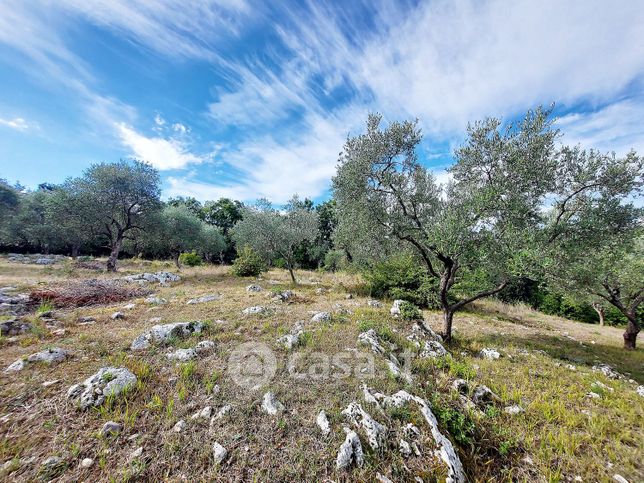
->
[[623, 316, 639, 350], [106, 236, 123, 272], [592, 302, 605, 326]]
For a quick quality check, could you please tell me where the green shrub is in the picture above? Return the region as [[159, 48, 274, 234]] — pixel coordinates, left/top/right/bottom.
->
[[399, 301, 422, 321], [272, 257, 287, 269], [231, 245, 265, 277], [364, 252, 443, 308], [323, 250, 348, 272], [178, 251, 203, 267]]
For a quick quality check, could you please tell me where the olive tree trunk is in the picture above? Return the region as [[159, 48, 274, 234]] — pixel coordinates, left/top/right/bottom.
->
[[592, 303, 605, 326], [106, 236, 123, 272]]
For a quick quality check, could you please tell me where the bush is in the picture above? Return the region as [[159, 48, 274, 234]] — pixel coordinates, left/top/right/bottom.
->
[[231, 245, 265, 277], [179, 251, 203, 267], [399, 301, 422, 321], [364, 252, 443, 308], [323, 250, 348, 272]]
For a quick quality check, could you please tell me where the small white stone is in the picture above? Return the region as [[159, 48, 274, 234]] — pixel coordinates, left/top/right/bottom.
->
[[111, 312, 125, 320], [173, 420, 186, 432], [192, 406, 213, 420], [613, 475, 629, 483], [129, 447, 143, 459], [80, 458, 94, 468], [212, 442, 227, 464], [122, 303, 136, 310], [504, 404, 525, 415], [316, 410, 330, 435], [311, 311, 331, 323], [479, 348, 500, 360], [261, 392, 285, 415]]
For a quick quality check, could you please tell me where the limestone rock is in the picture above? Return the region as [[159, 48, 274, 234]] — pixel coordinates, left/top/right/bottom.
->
[[367, 299, 383, 308], [67, 367, 137, 410], [479, 348, 500, 360], [5, 347, 68, 372], [311, 311, 331, 323], [341, 402, 386, 450], [111, 311, 125, 320], [123, 272, 180, 285], [212, 442, 227, 465], [195, 340, 216, 354], [246, 284, 263, 292], [131, 321, 205, 350], [390, 299, 404, 317], [471, 385, 500, 407], [317, 410, 331, 435], [0, 319, 31, 336], [167, 348, 197, 361], [504, 404, 525, 415], [399, 439, 412, 458], [261, 392, 285, 415], [452, 379, 469, 395], [336, 428, 364, 470], [144, 296, 167, 305], [80, 458, 94, 468], [187, 294, 221, 305], [636, 385, 644, 397], [100, 421, 123, 437], [242, 306, 268, 315], [173, 420, 186, 432], [272, 290, 294, 302], [592, 363, 623, 380]]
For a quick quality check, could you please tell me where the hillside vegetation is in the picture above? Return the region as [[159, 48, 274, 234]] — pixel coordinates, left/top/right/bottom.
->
[[1, 259, 642, 482]]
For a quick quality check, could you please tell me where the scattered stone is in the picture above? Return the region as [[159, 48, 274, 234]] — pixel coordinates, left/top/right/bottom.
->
[[80, 458, 94, 468], [195, 340, 216, 354], [100, 421, 123, 437], [342, 402, 386, 449], [336, 428, 364, 470], [51, 328, 66, 336], [479, 348, 501, 360], [123, 272, 180, 285], [403, 423, 421, 440], [273, 290, 294, 302], [261, 392, 285, 415], [399, 439, 412, 458], [42, 379, 60, 387], [35, 257, 56, 265], [129, 447, 143, 459], [122, 303, 136, 310], [636, 385, 644, 397], [504, 404, 525, 415], [167, 348, 197, 361], [471, 385, 500, 408], [358, 329, 387, 356], [5, 347, 68, 372], [367, 299, 383, 308], [390, 299, 404, 316], [246, 284, 262, 292], [212, 442, 227, 465], [317, 410, 331, 435], [586, 392, 601, 399], [242, 306, 268, 315], [213, 404, 231, 420], [144, 296, 167, 305], [192, 406, 213, 420], [592, 363, 623, 380], [311, 311, 331, 323], [452, 379, 469, 394], [173, 420, 187, 432], [376, 473, 394, 483], [613, 475, 628, 483], [277, 325, 305, 350], [111, 311, 125, 320], [367, 388, 465, 482], [78, 316, 95, 325], [345, 294, 353, 299], [187, 294, 221, 305], [0, 319, 31, 336], [131, 321, 205, 350], [67, 367, 137, 410], [315, 287, 328, 295]]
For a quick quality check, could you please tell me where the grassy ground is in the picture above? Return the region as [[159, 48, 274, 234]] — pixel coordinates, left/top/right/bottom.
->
[[0, 258, 642, 482]]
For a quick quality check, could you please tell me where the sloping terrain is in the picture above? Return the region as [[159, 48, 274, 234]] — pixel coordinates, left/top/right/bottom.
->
[[1, 259, 642, 482]]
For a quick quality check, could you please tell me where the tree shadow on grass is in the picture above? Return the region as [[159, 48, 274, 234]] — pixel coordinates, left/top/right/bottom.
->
[[468, 330, 644, 384]]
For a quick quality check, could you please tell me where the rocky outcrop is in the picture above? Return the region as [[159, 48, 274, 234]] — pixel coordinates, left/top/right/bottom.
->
[[336, 428, 364, 470], [5, 347, 68, 372], [261, 392, 285, 415], [131, 321, 205, 350], [341, 402, 387, 449], [123, 272, 180, 285], [67, 367, 137, 410], [311, 311, 331, 323]]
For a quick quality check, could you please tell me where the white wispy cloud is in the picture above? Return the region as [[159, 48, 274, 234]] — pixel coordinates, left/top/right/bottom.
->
[[0, 117, 31, 132], [116, 122, 209, 170], [557, 98, 644, 155]]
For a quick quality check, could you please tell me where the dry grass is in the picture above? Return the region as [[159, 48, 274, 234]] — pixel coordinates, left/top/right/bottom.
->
[[0, 258, 642, 482], [28, 280, 151, 308]]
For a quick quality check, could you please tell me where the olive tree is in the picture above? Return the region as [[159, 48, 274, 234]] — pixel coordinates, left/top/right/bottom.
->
[[72, 160, 161, 271], [197, 224, 227, 263], [333, 110, 641, 342], [141, 205, 204, 268], [231, 197, 318, 283]]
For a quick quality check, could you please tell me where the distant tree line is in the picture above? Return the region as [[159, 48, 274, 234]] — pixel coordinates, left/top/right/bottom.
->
[[0, 106, 641, 348]]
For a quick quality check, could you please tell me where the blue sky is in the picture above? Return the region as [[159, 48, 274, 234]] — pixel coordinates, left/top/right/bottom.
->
[[1, 0, 643, 204]]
